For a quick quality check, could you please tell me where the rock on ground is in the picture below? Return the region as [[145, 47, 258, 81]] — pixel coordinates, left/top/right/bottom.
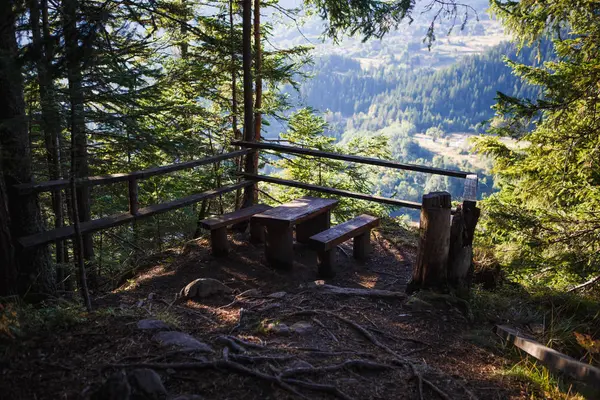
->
[[153, 331, 214, 352], [90, 370, 131, 400], [290, 321, 314, 335], [137, 319, 171, 331], [178, 278, 233, 299], [128, 368, 167, 400]]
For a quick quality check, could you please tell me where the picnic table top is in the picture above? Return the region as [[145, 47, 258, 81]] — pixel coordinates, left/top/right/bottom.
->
[[252, 196, 338, 227]]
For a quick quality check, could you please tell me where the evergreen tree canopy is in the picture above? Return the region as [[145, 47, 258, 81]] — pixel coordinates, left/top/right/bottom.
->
[[475, 0, 600, 285]]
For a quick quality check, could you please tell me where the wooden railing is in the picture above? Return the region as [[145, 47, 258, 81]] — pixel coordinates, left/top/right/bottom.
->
[[15, 142, 478, 249], [17, 150, 253, 248], [232, 140, 478, 208]]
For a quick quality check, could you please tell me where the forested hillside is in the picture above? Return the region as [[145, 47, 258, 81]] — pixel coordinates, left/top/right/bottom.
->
[[296, 40, 549, 135]]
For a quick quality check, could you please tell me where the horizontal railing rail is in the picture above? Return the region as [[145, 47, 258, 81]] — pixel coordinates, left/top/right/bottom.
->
[[242, 173, 422, 210], [19, 181, 252, 248], [232, 140, 475, 179], [15, 149, 253, 195]]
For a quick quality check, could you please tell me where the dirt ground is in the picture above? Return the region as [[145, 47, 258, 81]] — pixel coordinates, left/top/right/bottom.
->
[[1, 226, 530, 400]]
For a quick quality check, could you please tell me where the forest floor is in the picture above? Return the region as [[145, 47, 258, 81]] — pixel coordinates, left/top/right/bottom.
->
[[1, 223, 536, 400]]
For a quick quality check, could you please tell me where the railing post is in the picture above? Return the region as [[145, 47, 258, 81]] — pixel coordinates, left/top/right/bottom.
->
[[407, 191, 452, 294], [463, 174, 478, 201], [128, 178, 139, 215]]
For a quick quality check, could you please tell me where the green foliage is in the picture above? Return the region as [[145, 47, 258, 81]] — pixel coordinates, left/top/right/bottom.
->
[[263, 108, 389, 221], [475, 0, 600, 286], [294, 41, 547, 135], [503, 359, 585, 400]]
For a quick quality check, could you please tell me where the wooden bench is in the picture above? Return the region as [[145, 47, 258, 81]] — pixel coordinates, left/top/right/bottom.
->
[[199, 204, 271, 256], [252, 196, 338, 269], [309, 214, 380, 277]]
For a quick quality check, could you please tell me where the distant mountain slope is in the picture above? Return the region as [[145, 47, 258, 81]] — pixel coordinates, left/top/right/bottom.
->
[[296, 40, 551, 134]]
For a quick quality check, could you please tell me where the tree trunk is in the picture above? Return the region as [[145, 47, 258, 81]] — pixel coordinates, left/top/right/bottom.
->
[[0, 0, 53, 297], [63, 0, 95, 281], [0, 169, 17, 296], [30, 0, 67, 287], [407, 192, 451, 294], [241, 0, 255, 208], [447, 201, 480, 297], [252, 0, 261, 207], [230, 0, 242, 210]]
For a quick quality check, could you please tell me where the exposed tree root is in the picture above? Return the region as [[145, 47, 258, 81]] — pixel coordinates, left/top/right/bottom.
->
[[285, 309, 459, 400], [280, 359, 395, 378], [105, 359, 308, 399], [215, 336, 246, 353], [312, 317, 339, 343], [230, 353, 296, 364], [282, 378, 355, 400], [306, 282, 406, 299]]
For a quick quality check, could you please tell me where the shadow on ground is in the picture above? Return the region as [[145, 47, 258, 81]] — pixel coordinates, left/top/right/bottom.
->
[[1, 226, 529, 399]]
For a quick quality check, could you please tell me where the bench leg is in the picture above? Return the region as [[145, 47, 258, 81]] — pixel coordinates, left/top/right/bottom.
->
[[353, 230, 372, 261], [296, 210, 331, 243], [211, 227, 229, 257], [317, 249, 336, 278], [265, 225, 294, 269], [250, 220, 265, 244]]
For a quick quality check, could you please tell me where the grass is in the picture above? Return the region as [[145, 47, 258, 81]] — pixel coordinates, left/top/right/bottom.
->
[[502, 358, 587, 400], [470, 279, 600, 400]]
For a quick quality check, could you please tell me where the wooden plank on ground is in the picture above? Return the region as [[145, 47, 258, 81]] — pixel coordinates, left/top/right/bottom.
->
[[243, 173, 422, 210], [252, 196, 338, 227], [309, 214, 380, 251], [15, 149, 252, 194], [233, 140, 473, 178], [199, 203, 272, 230], [495, 325, 600, 388], [18, 181, 253, 248]]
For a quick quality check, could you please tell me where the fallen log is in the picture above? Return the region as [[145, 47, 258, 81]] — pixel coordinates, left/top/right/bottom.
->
[[305, 281, 406, 299]]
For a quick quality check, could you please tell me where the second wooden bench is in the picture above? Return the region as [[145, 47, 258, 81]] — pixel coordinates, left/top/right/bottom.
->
[[309, 214, 380, 277], [199, 204, 271, 256]]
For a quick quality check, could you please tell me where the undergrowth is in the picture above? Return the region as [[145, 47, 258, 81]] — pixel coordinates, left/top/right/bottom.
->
[[470, 262, 600, 399], [502, 358, 586, 400]]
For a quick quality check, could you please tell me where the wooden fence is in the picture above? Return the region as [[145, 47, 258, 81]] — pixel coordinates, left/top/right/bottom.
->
[[15, 142, 478, 252]]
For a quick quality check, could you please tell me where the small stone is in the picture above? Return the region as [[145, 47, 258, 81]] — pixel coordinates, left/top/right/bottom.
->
[[290, 321, 314, 335], [166, 368, 176, 375], [90, 370, 131, 400], [153, 331, 214, 352], [267, 291, 286, 299], [178, 278, 233, 299], [266, 322, 290, 335], [137, 319, 170, 331], [172, 396, 204, 400], [127, 369, 167, 400]]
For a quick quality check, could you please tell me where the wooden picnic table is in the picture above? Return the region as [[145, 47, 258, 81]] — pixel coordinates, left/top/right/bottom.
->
[[252, 196, 338, 268]]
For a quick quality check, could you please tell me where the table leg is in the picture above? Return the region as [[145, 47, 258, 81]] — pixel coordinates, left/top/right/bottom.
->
[[296, 210, 331, 243], [265, 225, 294, 269], [249, 219, 265, 244], [211, 227, 229, 257], [317, 249, 336, 278]]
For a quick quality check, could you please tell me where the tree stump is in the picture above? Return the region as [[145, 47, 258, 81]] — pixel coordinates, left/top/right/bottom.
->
[[407, 192, 452, 294], [447, 201, 480, 297]]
